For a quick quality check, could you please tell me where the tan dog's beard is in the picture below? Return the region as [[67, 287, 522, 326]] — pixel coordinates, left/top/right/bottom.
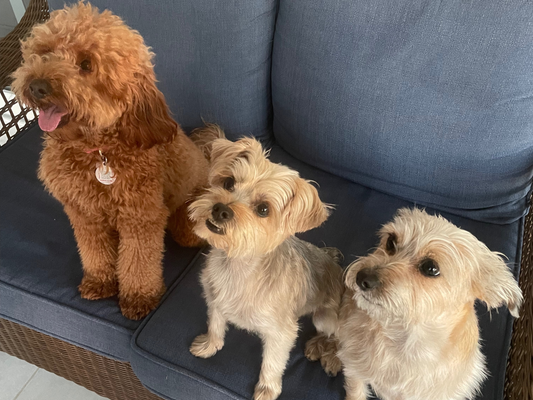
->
[[190, 202, 287, 259], [195, 218, 274, 259], [344, 261, 415, 323]]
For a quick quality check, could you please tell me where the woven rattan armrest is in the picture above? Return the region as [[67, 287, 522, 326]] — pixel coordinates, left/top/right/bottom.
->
[[505, 198, 533, 400], [0, 0, 48, 144]]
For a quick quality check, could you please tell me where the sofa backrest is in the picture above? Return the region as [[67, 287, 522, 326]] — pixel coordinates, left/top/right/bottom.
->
[[47, 0, 533, 223], [272, 0, 533, 224], [48, 0, 277, 142]]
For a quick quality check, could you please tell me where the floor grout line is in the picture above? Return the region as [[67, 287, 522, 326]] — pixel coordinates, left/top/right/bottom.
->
[[12, 367, 39, 400]]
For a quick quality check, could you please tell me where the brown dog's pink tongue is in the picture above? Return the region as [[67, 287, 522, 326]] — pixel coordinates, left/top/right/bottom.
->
[[38, 106, 66, 132]]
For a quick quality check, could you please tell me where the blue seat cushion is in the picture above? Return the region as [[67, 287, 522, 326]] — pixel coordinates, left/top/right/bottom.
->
[[0, 125, 200, 360], [272, 0, 533, 224], [131, 145, 521, 400], [48, 0, 276, 142]]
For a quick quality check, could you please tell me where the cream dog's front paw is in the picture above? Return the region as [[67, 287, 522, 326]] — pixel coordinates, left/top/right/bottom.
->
[[189, 333, 224, 358], [253, 380, 282, 400]]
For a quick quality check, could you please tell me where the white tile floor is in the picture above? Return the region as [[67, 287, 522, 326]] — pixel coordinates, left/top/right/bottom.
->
[[0, 351, 109, 400]]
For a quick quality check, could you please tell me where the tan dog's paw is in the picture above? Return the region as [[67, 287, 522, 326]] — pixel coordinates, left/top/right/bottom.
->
[[119, 292, 163, 320], [305, 334, 342, 377], [79, 276, 118, 300], [190, 334, 224, 358], [253, 381, 282, 400], [320, 351, 342, 377], [305, 334, 326, 361]]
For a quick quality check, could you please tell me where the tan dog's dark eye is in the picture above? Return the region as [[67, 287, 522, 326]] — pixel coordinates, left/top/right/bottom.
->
[[385, 233, 397, 254], [223, 177, 235, 192], [419, 258, 440, 277], [256, 203, 269, 218], [80, 59, 92, 72]]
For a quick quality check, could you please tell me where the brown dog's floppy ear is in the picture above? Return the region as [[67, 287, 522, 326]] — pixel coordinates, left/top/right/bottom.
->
[[285, 178, 331, 233], [120, 73, 177, 149], [472, 248, 523, 318]]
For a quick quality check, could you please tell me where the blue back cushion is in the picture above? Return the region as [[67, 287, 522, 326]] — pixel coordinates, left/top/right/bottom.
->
[[48, 0, 277, 141], [272, 0, 533, 223]]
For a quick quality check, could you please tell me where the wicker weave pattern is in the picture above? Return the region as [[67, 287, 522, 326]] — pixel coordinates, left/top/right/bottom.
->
[[0, 89, 37, 145], [505, 204, 533, 400], [0, 0, 48, 146], [0, 318, 163, 400]]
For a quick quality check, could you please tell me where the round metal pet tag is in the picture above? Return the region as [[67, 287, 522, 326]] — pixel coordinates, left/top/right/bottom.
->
[[95, 162, 116, 185]]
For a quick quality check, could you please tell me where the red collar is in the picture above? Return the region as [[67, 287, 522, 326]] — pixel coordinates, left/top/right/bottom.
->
[[84, 147, 109, 154]]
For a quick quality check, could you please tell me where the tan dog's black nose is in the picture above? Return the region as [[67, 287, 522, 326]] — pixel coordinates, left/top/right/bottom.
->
[[29, 79, 52, 100], [212, 203, 234, 222], [356, 268, 381, 291]]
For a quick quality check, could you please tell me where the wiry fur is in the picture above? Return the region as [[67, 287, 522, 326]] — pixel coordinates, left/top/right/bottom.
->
[[188, 135, 343, 400], [11, 2, 211, 320], [333, 208, 523, 400], [189, 122, 226, 162]]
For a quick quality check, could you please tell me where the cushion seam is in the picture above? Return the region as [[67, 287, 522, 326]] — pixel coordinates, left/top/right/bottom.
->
[[131, 248, 245, 400]]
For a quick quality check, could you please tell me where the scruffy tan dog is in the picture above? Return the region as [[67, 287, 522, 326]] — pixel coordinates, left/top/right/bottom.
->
[[334, 208, 522, 400], [188, 133, 344, 400], [11, 2, 212, 320]]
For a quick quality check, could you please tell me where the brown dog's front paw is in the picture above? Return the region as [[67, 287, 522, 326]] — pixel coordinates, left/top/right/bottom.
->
[[79, 276, 118, 300], [119, 289, 164, 320]]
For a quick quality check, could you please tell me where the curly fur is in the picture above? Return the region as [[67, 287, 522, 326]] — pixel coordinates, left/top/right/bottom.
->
[[11, 2, 211, 320]]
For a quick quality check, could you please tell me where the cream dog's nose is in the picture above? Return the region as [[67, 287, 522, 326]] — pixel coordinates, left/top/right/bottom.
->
[[356, 268, 381, 291]]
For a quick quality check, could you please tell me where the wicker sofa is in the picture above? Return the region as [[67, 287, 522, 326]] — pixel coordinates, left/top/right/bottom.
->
[[1, 1, 532, 400]]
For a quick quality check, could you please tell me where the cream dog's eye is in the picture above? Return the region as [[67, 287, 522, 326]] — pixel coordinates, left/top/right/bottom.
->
[[223, 177, 235, 192], [80, 59, 92, 72], [419, 258, 440, 277], [386, 233, 397, 254], [256, 203, 269, 217]]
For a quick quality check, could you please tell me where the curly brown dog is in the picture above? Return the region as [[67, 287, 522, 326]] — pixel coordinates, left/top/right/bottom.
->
[[11, 2, 212, 320]]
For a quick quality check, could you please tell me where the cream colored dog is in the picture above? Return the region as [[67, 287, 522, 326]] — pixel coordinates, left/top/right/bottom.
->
[[335, 208, 522, 400], [188, 133, 343, 400]]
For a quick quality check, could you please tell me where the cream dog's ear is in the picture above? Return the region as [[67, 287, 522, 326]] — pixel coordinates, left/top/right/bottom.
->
[[284, 178, 330, 233], [471, 245, 522, 318]]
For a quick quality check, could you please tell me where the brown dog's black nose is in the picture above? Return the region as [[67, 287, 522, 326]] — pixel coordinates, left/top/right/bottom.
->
[[29, 79, 52, 100], [356, 268, 381, 291], [212, 203, 234, 222]]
